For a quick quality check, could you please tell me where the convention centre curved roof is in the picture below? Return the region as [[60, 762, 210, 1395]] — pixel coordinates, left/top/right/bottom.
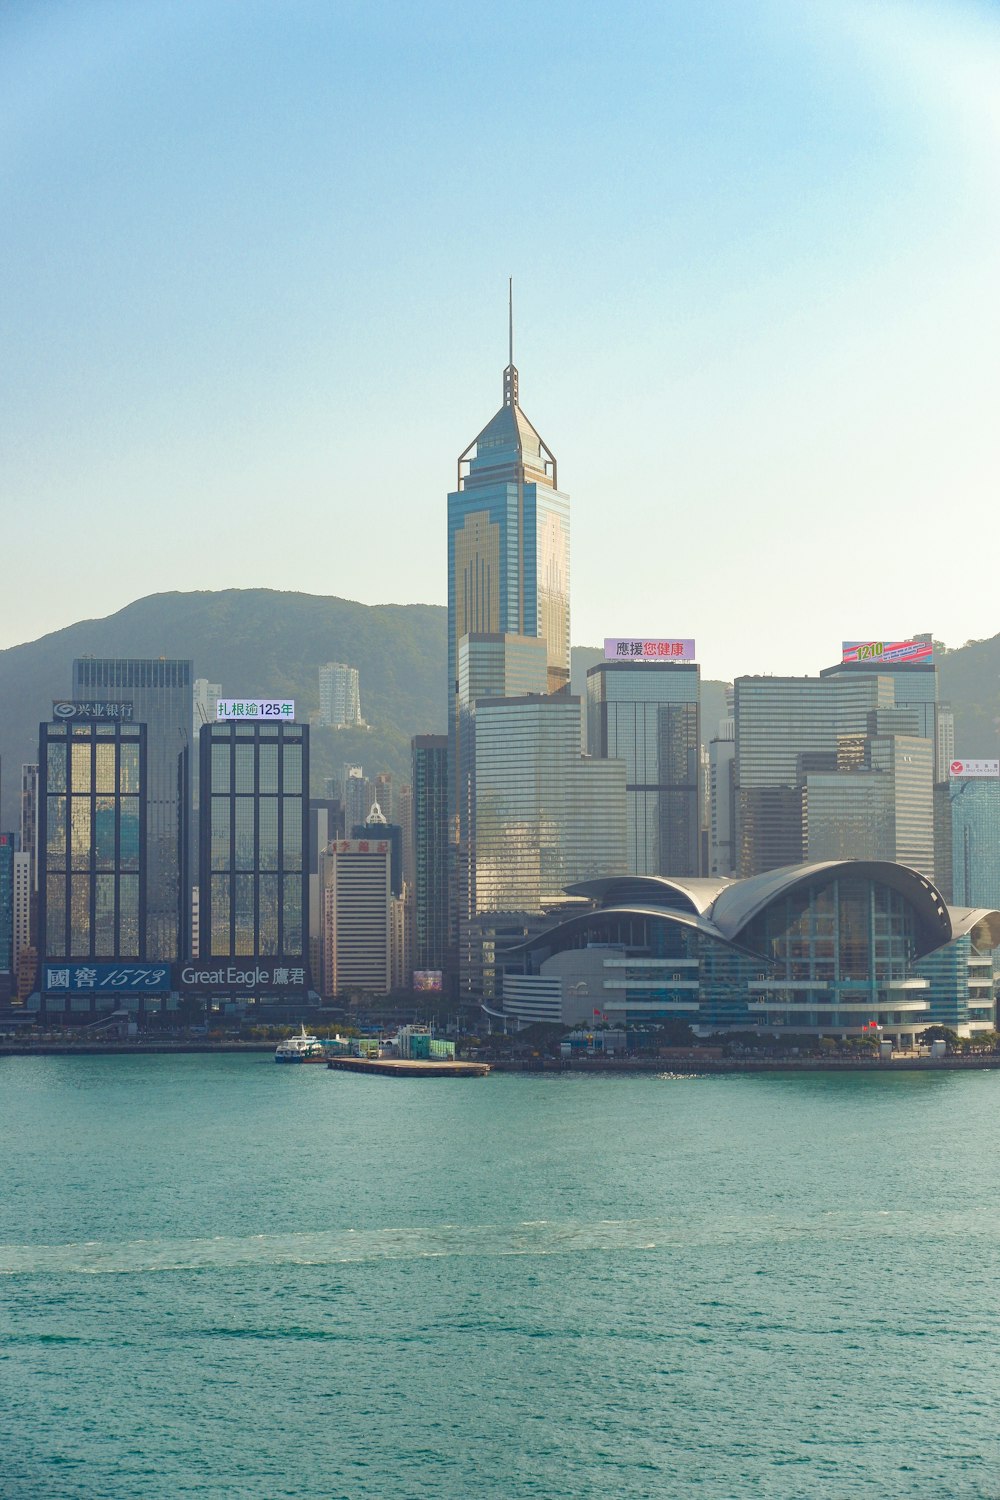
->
[[554, 860, 994, 963]]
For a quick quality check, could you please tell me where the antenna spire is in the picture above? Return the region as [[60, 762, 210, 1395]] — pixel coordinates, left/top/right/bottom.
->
[[503, 276, 518, 407]]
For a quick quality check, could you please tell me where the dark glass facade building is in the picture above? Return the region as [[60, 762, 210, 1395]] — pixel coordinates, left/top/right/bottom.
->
[[948, 777, 1000, 909], [198, 721, 309, 968], [412, 734, 449, 976], [0, 832, 14, 980], [72, 659, 192, 960], [587, 660, 701, 878], [38, 721, 147, 961]]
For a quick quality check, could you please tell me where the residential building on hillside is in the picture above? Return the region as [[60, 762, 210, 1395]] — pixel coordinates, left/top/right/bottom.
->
[[319, 663, 364, 728]]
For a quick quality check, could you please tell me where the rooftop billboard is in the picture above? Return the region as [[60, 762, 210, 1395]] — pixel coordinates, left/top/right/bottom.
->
[[215, 700, 295, 720], [841, 640, 933, 666], [52, 701, 134, 721], [949, 760, 1000, 779], [604, 639, 695, 661]]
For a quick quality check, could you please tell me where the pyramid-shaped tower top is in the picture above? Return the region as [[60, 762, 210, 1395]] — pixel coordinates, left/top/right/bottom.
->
[[457, 281, 558, 492]]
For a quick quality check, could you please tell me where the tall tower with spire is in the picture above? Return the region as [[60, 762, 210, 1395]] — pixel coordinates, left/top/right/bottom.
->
[[446, 285, 571, 707], [444, 290, 573, 991]]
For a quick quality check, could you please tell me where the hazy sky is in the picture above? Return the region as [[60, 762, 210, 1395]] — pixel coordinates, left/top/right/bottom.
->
[[3, 0, 999, 681]]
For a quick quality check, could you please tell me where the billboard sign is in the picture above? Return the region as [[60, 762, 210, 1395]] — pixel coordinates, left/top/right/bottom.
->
[[841, 640, 933, 666], [52, 701, 134, 721], [44, 962, 170, 994], [215, 700, 295, 720], [412, 970, 444, 993], [950, 760, 1000, 778], [178, 962, 308, 992], [333, 839, 390, 855], [604, 639, 695, 662]]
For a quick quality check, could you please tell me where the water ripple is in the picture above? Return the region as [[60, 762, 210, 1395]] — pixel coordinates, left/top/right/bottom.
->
[[2, 1207, 997, 1276]]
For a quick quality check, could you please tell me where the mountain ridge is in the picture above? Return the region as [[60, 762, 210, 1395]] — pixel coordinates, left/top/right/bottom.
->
[[1, 591, 996, 828]]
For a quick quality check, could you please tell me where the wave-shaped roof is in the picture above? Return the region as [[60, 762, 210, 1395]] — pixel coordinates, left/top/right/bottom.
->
[[564, 875, 733, 917], [562, 860, 983, 962]]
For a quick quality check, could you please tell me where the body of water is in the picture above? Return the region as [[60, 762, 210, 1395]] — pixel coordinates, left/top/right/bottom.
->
[[3, 1055, 1000, 1498]]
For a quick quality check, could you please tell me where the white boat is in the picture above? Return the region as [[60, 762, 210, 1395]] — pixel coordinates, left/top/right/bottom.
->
[[274, 1025, 326, 1063]]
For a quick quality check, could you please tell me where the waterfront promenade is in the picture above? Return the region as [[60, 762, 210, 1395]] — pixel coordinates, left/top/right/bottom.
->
[[2, 1038, 999, 1072]]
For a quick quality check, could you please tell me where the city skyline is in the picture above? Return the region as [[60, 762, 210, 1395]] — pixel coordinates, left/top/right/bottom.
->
[[4, 0, 1000, 680]]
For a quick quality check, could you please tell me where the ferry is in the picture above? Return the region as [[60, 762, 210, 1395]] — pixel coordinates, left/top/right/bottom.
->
[[274, 1026, 327, 1063]]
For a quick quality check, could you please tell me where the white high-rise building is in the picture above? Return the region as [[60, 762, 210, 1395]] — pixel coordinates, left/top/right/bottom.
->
[[193, 679, 222, 734], [319, 663, 364, 728], [13, 852, 31, 973]]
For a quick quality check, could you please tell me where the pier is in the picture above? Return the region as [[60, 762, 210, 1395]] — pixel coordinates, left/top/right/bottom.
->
[[326, 1056, 490, 1079]]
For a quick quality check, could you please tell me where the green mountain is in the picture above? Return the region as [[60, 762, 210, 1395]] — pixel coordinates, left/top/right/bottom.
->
[[2, 591, 997, 830], [0, 589, 448, 828]]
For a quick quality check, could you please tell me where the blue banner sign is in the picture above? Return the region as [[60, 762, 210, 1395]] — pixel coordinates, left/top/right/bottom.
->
[[43, 963, 171, 994]]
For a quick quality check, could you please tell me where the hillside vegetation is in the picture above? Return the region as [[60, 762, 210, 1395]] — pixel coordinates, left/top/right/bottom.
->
[[1, 592, 994, 829]]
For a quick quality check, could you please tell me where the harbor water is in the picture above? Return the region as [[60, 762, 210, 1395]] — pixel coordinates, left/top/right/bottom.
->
[[4, 1054, 1000, 1498]]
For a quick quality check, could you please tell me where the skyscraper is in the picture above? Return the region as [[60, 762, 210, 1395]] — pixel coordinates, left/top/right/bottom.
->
[[948, 773, 1000, 909], [38, 719, 147, 963], [447, 310, 570, 713], [459, 692, 626, 997], [586, 659, 701, 877], [412, 735, 449, 976], [72, 658, 192, 960], [321, 840, 392, 996], [13, 851, 31, 978], [709, 715, 736, 878], [0, 833, 14, 993], [198, 719, 309, 969], [734, 661, 939, 878], [20, 764, 38, 890], [446, 304, 572, 973], [470, 694, 626, 914]]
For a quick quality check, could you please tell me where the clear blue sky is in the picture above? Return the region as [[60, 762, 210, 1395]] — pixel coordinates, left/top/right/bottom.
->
[[3, 0, 999, 680]]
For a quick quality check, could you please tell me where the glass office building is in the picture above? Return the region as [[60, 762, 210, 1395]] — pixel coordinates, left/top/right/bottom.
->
[[587, 660, 701, 877], [72, 659, 192, 960], [446, 352, 571, 886], [470, 694, 626, 917], [198, 721, 309, 966], [412, 735, 449, 975], [803, 731, 935, 877], [948, 776, 1000, 909], [735, 668, 938, 878], [38, 720, 147, 961], [448, 362, 570, 705], [0, 833, 14, 982]]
